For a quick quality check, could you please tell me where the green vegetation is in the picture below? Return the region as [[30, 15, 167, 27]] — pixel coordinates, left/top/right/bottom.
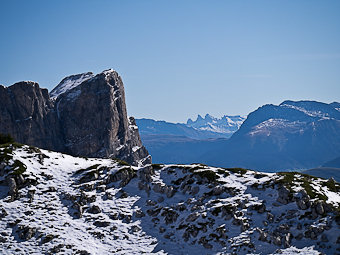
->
[[75, 164, 101, 175], [322, 178, 339, 193], [225, 168, 248, 175], [0, 147, 13, 162], [115, 159, 130, 166], [217, 169, 230, 177], [211, 204, 234, 216], [152, 164, 164, 170], [276, 172, 328, 201], [192, 170, 218, 183], [115, 167, 136, 181], [12, 160, 27, 175], [0, 133, 14, 145], [254, 173, 268, 179]]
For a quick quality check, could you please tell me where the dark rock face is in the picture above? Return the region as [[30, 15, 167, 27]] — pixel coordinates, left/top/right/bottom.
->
[[0, 82, 64, 151], [0, 70, 150, 165]]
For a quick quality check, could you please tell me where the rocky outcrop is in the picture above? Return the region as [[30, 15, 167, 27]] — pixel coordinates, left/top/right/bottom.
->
[[0, 69, 150, 165], [1, 145, 340, 254]]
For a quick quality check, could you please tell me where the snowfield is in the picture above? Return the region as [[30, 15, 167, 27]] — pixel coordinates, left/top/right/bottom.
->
[[0, 144, 340, 254]]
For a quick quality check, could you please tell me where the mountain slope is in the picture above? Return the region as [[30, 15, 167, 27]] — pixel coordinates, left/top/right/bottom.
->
[[203, 100, 340, 171], [1, 143, 340, 254], [302, 168, 340, 182], [0, 69, 150, 165], [323, 156, 340, 168]]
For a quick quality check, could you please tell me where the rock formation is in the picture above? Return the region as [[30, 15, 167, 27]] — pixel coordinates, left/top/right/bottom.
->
[[0, 69, 150, 165]]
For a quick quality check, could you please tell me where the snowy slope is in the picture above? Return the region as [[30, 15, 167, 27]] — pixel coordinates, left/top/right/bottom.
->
[[50, 72, 94, 99], [1, 144, 340, 254]]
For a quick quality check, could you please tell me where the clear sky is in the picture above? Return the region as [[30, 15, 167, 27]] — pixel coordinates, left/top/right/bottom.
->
[[1, 0, 340, 123]]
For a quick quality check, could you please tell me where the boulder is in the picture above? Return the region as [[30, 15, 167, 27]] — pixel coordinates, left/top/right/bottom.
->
[[277, 186, 291, 205]]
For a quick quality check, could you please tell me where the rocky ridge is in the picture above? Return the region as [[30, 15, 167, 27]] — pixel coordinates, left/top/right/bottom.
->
[[0, 143, 339, 254], [0, 69, 150, 166]]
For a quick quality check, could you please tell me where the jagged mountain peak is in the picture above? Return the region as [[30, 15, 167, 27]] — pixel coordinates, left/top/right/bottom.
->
[[50, 69, 124, 100], [186, 114, 246, 135]]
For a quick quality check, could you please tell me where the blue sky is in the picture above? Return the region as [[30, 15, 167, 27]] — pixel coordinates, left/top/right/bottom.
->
[[1, 0, 340, 123]]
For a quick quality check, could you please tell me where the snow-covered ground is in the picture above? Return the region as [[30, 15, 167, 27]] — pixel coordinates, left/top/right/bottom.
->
[[0, 144, 339, 254]]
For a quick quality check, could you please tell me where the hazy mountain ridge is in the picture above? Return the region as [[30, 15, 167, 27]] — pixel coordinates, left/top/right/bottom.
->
[[137, 100, 340, 172], [136, 118, 227, 140], [1, 143, 339, 254], [214, 100, 340, 171], [136, 115, 244, 165]]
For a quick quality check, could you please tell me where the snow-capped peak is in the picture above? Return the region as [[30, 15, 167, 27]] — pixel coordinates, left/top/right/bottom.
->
[[50, 72, 94, 99], [186, 114, 246, 135]]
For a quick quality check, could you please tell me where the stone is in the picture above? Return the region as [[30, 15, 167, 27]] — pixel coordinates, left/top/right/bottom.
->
[[186, 212, 200, 222], [273, 235, 282, 246], [17, 225, 36, 241], [72, 202, 83, 218], [241, 222, 250, 232], [277, 186, 291, 205], [283, 233, 292, 248], [0, 207, 8, 219], [93, 221, 110, 227], [7, 178, 17, 200], [267, 212, 274, 223], [315, 201, 325, 215], [161, 208, 179, 224], [88, 205, 101, 214], [295, 189, 310, 210], [165, 186, 176, 198], [212, 186, 224, 196], [135, 210, 145, 218], [257, 229, 268, 242]]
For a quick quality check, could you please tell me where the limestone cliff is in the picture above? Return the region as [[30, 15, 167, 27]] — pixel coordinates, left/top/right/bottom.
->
[[0, 69, 150, 165]]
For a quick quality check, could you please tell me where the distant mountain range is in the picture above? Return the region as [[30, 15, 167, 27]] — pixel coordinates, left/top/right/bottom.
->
[[137, 100, 340, 172], [136, 114, 245, 140], [136, 115, 245, 166], [187, 114, 245, 136]]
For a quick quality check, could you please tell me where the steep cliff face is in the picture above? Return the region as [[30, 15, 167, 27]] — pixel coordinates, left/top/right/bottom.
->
[[0, 70, 150, 165], [0, 82, 64, 151]]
